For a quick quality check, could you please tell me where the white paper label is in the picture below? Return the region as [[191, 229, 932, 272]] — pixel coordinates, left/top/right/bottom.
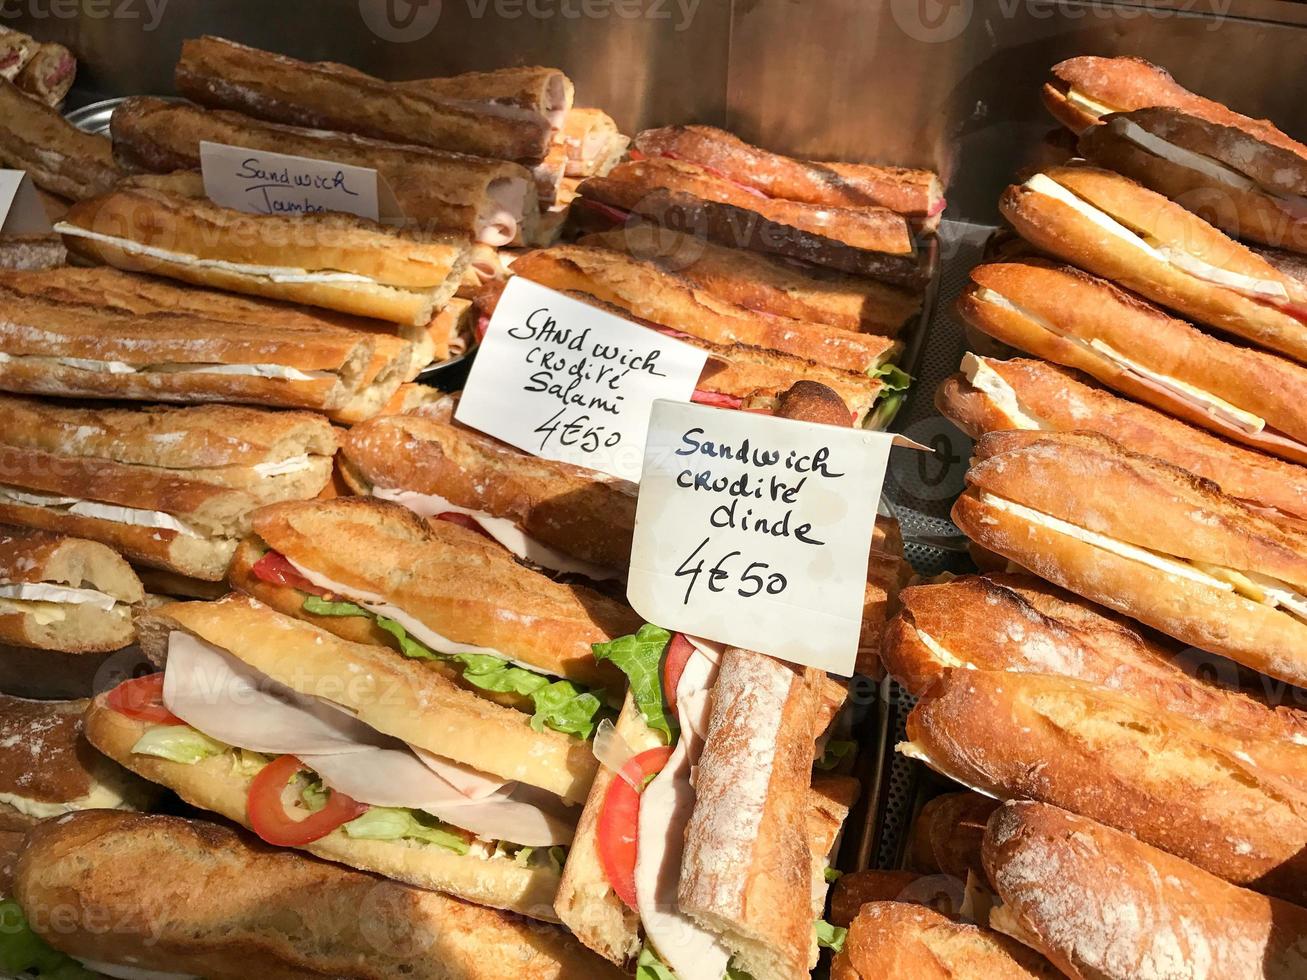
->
[[455, 278, 708, 481], [0, 170, 52, 235], [627, 401, 912, 675], [199, 142, 403, 223]]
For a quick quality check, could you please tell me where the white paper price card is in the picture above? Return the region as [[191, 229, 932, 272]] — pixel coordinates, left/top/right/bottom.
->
[[628, 400, 914, 675], [200, 141, 404, 223], [455, 277, 708, 482], [0, 171, 51, 235]]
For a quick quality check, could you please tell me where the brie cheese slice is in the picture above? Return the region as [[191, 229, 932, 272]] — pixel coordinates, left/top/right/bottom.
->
[[0, 582, 119, 611], [252, 454, 314, 477], [0, 487, 199, 538], [1024, 173, 1161, 260]]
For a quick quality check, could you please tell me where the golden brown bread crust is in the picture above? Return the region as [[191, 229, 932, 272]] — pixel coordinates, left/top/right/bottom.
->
[[578, 160, 927, 287], [399, 65, 572, 119], [581, 225, 921, 335], [829, 871, 922, 928], [985, 800, 1307, 980], [141, 594, 601, 801], [17, 809, 624, 980], [1080, 108, 1307, 253], [508, 246, 900, 374], [176, 36, 554, 163], [341, 413, 637, 572], [1001, 166, 1307, 364], [110, 97, 541, 243], [936, 356, 1307, 527], [905, 791, 998, 883], [0, 78, 120, 200], [884, 573, 1307, 745], [247, 497, 635, 690], [14, 41, 75, 106], [632, 126, 944, 223], [773, 380, 855, 427], [1046, 56, 1307, 159], [908, 669, 1307, 904], [958, 260, 1307, 456], [831, 902, 1059, 980], [0, 695, 96, 813], [0, 234, 65, 270]]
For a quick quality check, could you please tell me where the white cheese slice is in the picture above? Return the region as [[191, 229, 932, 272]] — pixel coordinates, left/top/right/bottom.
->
[[1024, 173, 1162, 260], [59, 356, 136, 374], [0, 488, 78, 506], [0, 777, 138, 821], [371, 487, 621, 582], [36, 357, 328, 382], [0, 486, 199, 538], [1114, 119, 1261, 193], [0, 582, 118, 611], [0, 598, 65, 625], [252, 454, 314, 477], [53, 222, 376, 284], [961, 353, 1045, 430], [915, 628, 975, 670], [76, 961, 199, 980], [1065, 88, 1117, 119]]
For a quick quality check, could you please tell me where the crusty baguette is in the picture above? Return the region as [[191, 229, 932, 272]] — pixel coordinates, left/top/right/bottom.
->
[[937, 355, 1307, 528], [561, 107, 627, 178], [679, 649, 823, 980], [59, 183, 470, 326], [884, 572, 1307, 745], [1001, 165, 1307, 364], [111, 96, 541, 246], [905, 668, 1307, 903], [240, 497, 635, 691], [632, 126, 945, 229], [985, 800, 1307, 980], [14, 41, 74, 106], [905, 790, 998, 883], [0, 77, 119, 200], [581, 224, 922, 335], [0, 694, 155, 831], [1080, 108, 1307, 253], [508, 246, 901, 374], [831, 902, 1059, 980], [578, 158, 928, 287], [400, 65, 573, 130], [139, 594, 600, 802], [0, 526, 141, 653], [953, 431, 1307, 687], [82, 701, 565, 921], [176, 36, 554, 163], [17, 809, 625, 980], [829, 871, 923, 927], [341, 412, 637, 573], [0, 27, 37, 83], [957, 259, 1307, 462], [0, 234, 65, 270]]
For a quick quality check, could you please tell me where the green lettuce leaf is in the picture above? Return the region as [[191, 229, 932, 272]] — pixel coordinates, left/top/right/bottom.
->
[[300, 777, 329, 812], [816, 739, 857, 771], [867, 363, 912, 430], [0, 899, 97, 979], [301, 595, 370, 618], [130, 725, 227, 765], [816, 919, 848, 953], [635, 946, 679, 980], [725, 968, 756, 980], [528, 681, 605, 739], [374, 616, 440, 661], [824, 865, 843, 884], [593, 625, 676, 744], [342, 807, 470, 854]]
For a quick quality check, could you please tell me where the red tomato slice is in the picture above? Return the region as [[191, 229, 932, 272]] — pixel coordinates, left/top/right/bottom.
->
[[662, 634, 695, 717], [250, 551, 329, 597], [692, 389, 744, 410], [597, 746, 674, 910], [247, 754, 368, 847], [435, 512, 493, 539], [105, 674, 183, 725]]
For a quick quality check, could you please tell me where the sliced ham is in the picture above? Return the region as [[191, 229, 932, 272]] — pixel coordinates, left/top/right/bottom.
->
[[412, 745, 507, 801]]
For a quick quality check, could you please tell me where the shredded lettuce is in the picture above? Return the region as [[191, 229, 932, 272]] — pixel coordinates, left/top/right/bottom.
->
[[232, 748, 272, 778], [0, 899, 97, 979], [635, 946, 680, 980], [510, 844, 568, 874], [300, 777, 329, 812], [867, 363, 912, 430], [816, 739, 857, 771], [593, 625, 676, 744], [816, 919, 848, 953], [300, 598, 605, 739], [824, 865, 843, 884], [130, 725, 227, 765], [343, 807, 471, 854]]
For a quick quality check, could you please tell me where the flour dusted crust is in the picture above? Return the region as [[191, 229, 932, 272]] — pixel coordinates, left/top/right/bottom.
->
[[936, 357, 1307, 527], [0, 78, 120, 200], [984, 801, 1307, 980], [83, 702, 565, 921], [908, 669, 1307, 904]]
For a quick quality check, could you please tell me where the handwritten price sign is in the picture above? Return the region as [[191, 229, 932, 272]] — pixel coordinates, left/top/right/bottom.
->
[[456, 278, 707, 481], [628, 401, 907, 675]]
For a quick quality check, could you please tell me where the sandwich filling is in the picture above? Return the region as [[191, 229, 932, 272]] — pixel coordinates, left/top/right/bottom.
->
[[0, 581, 126, 626], [0, 486, 200, 538], [960, 354, 1045, 431], [370, 486, 621, 582], [1062, 87, 1117, 121], [251, 454, 315, 477], [0, 351, 331, 382], [978, 492, 1307, 624]]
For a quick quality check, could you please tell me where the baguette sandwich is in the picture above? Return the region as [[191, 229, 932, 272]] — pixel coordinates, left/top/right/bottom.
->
[[0, 395, 336, 580], [57, 179, 470, 327], [555, 631, 855, 980], [1080, 107, 1307, 254], [0, 27, 37, 82], [1001, 165, 1307, 364], [0, 77, 121, 201], [581, 224, 922, 336], [952, 430, 1307, 688], [956, 259, 1307, 463], [111, 96, 541, 247], [14, 809, 629, 980], [561, 107, 629, 178], [632, 125, 946, 232], [13, 38, 74, 106], [86, 594, 592, 919], [939, 354, 1307, 528], [226, 496, 638, 798], [176, 36, 556, 163], [904, 790, 998, 885], [985, 800, 1307, 980], [0, 693, 157, 830], [399, 64, 573, 136]]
